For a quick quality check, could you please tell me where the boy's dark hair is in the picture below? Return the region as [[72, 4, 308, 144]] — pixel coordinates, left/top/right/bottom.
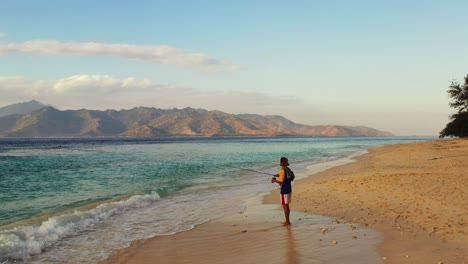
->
[[280, 157, 288, 164]]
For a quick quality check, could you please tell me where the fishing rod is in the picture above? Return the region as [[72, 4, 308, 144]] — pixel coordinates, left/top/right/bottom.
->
[[239, 168, 276, 176], [223, 164, 278, 177]]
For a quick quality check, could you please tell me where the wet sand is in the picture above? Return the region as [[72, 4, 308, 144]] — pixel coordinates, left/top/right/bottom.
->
[[102, 138, 468, 264], [102, 195, 384, 264]]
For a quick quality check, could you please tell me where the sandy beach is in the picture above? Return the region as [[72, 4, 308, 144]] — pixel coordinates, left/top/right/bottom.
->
[[102, 138, 468, 264]]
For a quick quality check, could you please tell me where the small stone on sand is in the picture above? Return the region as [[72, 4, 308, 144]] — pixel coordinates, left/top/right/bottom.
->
[[321, 228, 328, 235]]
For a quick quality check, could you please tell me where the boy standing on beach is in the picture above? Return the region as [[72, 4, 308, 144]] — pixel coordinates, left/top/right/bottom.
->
[[271, 157, 294, 226]]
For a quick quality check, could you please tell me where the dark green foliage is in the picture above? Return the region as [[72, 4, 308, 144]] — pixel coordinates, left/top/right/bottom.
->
[[447, 75, 468, 113], [440, 74, 468, 138], [440, 112, 468, 138]]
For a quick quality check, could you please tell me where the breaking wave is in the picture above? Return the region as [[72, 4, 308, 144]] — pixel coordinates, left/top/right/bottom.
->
[[0, 193, 160, 262]]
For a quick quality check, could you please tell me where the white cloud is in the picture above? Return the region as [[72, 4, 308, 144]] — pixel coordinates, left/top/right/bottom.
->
[[51, 75, 153, 93], [0, 75, 298, 113], [0, 75, 449, 136], [0, 40, 239, 72], [0, 33, 5, 38]]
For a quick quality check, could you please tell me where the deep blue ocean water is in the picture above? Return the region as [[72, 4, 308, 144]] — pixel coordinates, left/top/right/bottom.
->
[[0, 136, 433, 263]]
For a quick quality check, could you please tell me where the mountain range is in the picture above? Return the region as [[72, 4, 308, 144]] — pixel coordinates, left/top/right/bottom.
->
[[0, 100, 46, 117], [0, 101, 393, 137]]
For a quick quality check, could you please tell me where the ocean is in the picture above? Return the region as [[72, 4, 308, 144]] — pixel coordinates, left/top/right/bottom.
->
[[0, 136, 432, 263]]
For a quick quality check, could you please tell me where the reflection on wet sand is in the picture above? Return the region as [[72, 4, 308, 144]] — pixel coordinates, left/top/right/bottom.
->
[[286, 226, 299, 264]]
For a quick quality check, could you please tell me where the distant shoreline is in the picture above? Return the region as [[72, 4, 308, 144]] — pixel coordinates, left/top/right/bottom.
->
[[0, 135, 421, 139]]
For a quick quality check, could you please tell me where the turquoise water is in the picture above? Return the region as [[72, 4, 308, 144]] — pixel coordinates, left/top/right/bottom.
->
[[0, 136, 432, 263]]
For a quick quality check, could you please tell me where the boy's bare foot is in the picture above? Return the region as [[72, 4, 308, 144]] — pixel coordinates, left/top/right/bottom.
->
[[282, 221, 291, 226]]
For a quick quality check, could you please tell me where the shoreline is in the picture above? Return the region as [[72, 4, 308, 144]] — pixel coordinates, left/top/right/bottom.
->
[[101, 138, 467, 264], [264, 138, 467, 263], [101, 194, 384, 264]]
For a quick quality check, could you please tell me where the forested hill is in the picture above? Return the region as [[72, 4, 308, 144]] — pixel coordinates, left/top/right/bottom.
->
[[0, 103, 393, 137]]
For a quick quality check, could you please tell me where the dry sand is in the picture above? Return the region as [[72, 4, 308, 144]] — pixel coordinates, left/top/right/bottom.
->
[[102, 138, 468, 264]]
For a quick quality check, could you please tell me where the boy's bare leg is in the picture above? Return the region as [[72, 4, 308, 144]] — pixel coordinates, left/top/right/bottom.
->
[[282, 204, 291, 226]]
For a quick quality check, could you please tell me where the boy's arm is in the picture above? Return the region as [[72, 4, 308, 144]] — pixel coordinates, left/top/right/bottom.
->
[[271, 168, 285, 184]]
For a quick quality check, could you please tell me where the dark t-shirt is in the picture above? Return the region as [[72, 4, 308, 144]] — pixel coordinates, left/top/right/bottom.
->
[[280, 167, 292, 194]]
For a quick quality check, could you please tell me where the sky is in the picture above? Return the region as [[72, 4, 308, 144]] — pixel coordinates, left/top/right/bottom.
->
[[1, 1, 467, 136]]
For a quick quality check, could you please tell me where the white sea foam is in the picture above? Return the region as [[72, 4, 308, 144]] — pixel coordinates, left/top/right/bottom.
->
[[0, 193, 160, 262]]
